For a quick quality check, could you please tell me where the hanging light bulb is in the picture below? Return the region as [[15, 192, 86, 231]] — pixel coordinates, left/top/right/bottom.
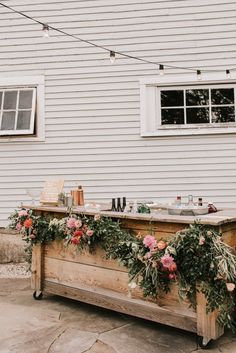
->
[[42, 24, 49, 38], [197, 70, 202, 80], [110, 51, 116, 64], [159, 64, 164, 75], [226, 69, 231, 79]]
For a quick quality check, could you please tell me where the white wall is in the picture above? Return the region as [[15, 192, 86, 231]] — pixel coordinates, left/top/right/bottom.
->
[[1, 0, 236, 226]]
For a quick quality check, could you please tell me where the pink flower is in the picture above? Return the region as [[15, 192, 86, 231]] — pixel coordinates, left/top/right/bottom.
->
[[144, 251, 152, 259], [169, 273, 176, 280], [160, 254, 175, 269], [74, 219, 82, 228], [67, 217, 77, 229], [199, 236, 205, 246], [18, 210, 28, 217], [156, 240, 167, 250], [16, 223, 22, 231], [143, 235, 157, 250], [86, 230, 94, 237], [226, 283, 235, 292]]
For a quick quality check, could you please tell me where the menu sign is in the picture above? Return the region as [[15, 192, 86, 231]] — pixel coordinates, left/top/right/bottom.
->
[[40, 179, 64, 205]]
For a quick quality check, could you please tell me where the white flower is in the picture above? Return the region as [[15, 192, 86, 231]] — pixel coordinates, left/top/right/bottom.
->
[[226, 283, 235, 292]]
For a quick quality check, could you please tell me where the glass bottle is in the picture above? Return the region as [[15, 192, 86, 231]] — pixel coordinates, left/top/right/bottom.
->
[[188, 194, 194, 206], [175, 196, 182, 208], [198, 197, 203, 206], [111, 198, 116, 211], [116, 198, 122, 212]]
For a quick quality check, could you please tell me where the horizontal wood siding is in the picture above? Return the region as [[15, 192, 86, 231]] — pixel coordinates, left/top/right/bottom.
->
[[1, 0, 236, 225]]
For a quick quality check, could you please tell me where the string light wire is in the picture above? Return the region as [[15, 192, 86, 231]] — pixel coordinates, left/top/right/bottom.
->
[[0, 2, 234, 77], [0, 2, 198, 73]]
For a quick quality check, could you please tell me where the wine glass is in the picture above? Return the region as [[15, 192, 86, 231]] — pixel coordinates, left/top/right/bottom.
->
[[25, 188, 40, 205]]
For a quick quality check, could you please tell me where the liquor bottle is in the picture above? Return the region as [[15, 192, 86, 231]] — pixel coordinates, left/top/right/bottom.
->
[[116, 198, 123, 212], [111, 198, 116, 211], [122, 197, 126, 211], [77, 185, 84, 206]]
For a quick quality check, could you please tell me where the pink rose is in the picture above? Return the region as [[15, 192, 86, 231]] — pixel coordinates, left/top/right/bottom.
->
[[74, 220, 82, 228], [156, 240, 167, 250], [169, 273, 176, 280], [160, 254, 175, 269], [67, 217, 77, 229], [226, 283, 235, 292], [143, 235, 157, 250], [86, 230, 94, 237], [18, 210, 28, 217], [144, 251, 152, 259], [16, 223, 22, 231]]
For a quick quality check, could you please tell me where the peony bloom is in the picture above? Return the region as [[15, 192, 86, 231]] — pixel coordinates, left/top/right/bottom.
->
[[143, 235, 157, 250], [24, 218, 33, 228], [226, 283, 235, 292], [18, 210, 28, 217], [67, 217, 77, 229], [86, 230, 94, 237], [16, 223, 22, 231], [156, 240, 167, 250], [73, 230, 83, 237], [71, 236, 81, 245], [160, 254, 175, 269], [144, 251, 152, 260]]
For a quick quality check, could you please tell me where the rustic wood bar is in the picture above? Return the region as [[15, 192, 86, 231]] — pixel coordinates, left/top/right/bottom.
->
[[29, 206, 236, 348]]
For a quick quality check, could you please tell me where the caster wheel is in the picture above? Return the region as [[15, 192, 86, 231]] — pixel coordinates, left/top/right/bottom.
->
[[197, 336, 212, 349], [33, 291, 43, 300]]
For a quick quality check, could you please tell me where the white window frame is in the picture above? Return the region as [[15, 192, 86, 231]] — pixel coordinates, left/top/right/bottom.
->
[[140, 72, 236, 137], [0, 76, 45, 142]]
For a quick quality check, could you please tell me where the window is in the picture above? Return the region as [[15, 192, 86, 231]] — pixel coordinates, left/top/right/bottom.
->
[[0, 88, 36, 135], [0, 76, 44, 142], [140, 74, 236, 137]]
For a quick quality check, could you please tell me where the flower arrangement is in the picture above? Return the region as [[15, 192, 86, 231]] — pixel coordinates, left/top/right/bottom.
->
[[8, 208, 236, 331]]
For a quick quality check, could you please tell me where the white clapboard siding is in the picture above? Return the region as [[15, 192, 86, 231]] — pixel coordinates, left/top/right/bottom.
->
[[1, 0, 236, 226]]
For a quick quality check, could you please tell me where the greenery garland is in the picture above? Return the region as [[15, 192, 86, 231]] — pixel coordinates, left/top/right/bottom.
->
[[8, 208, 236, 331]]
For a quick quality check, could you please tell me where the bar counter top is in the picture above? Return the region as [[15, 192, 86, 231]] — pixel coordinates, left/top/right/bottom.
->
[[26, 204, 236, 226]]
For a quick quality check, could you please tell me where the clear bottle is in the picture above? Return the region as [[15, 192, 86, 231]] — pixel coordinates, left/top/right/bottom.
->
[[77, 185, 84, 206], [188, 194, 194, 206]]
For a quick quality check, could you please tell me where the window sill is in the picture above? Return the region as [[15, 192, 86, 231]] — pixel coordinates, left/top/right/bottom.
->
[[141, 126, 236, 137]]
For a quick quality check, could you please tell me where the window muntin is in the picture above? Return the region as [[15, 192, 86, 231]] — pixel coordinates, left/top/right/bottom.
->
[[159, 86, 235, 128], [0, 88, 36, 136]]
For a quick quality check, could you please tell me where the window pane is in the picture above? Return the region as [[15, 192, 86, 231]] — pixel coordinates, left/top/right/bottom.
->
[[161, 90, 184, 107], [186, 108, 209, 124], [212, 107, 235, 123], [19, 90, 33, 109], [16, 111, 31, 130], [186, 89, 209, 106], [1, 111, 16, 130], [161, 109, 184, 125], [211, 88, 234, 105], [3, 91, 17, 109]]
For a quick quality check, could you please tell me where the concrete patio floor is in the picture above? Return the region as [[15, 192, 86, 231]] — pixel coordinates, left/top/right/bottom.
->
[[0, 277, 236, 353]]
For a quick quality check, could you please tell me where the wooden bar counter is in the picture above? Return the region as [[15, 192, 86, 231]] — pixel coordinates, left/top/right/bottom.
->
[[29, 205, 236, 347]]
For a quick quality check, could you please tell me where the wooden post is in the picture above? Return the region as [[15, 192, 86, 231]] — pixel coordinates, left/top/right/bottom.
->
[[196, 289, 224, 344], [31, 244, 43, 292]]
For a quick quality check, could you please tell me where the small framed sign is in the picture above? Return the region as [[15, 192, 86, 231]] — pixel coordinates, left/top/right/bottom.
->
[[40, 179, 64, 206]]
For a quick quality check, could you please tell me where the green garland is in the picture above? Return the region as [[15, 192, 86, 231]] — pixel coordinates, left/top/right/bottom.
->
[[8, 208, 236, 331]]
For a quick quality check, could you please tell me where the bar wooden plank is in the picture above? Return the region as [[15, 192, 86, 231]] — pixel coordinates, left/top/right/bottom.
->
[[31, 244, 43, 291], [43, 281, 197, 333]]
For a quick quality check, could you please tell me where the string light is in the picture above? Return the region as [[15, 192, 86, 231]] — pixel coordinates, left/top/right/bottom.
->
[[110, 51, 116, 64], [42, 24, 49, 38], [0, 2, 234, 78], [197, 70, 202, 80], [159, 64, 164, 76], [226, 69, 231, 79]]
